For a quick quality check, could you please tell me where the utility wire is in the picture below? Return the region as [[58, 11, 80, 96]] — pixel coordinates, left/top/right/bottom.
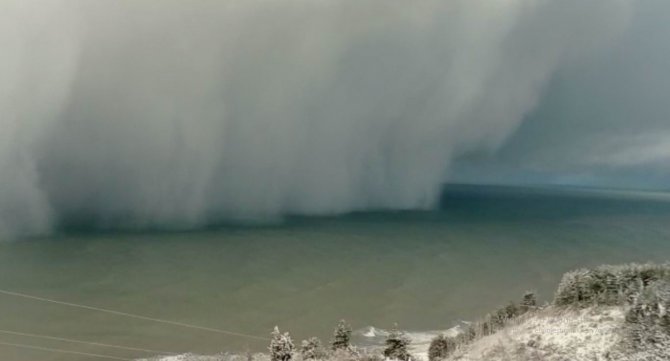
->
[[0, 329, 178, 355], [0, 289, 269, 341], [0, 340, 134, 360]]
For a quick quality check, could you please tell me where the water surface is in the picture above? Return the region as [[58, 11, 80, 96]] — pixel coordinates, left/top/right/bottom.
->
[[1, 184, 670, 360]]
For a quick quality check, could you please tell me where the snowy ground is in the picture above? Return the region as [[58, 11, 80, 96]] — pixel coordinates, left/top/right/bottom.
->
[[138, 306, 658, 361], [442, 307, 626, 361]]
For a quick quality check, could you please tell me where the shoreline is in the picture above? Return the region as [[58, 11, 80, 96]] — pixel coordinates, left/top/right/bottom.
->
[[140, 263, 670, 361]]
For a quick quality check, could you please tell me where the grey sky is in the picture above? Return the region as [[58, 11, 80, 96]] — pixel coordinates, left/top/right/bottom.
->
[[451, 0, 670, 190]]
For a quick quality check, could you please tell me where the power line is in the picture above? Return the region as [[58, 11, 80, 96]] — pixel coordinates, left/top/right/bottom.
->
[[0, 329, 177, 355], [0, 289, 269, 341], [0, 340, 133, 360]]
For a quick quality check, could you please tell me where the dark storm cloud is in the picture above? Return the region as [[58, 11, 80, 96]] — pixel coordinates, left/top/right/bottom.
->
[[452, 0, 670, 190], [0, 1, 634, 236]]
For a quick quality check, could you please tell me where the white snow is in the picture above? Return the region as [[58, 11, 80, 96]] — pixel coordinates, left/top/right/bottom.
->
[[445, 307, 626, 361], [138, 308, 633, 361]]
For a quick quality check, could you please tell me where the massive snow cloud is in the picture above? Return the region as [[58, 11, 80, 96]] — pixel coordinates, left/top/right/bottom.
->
[[0, 0, 632, 236]]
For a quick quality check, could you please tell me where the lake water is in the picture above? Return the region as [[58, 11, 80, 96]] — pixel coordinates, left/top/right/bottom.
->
[[1, 184, 670, 360]]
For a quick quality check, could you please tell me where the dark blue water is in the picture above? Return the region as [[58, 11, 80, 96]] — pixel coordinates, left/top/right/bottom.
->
[[1, 184, 669, 361]]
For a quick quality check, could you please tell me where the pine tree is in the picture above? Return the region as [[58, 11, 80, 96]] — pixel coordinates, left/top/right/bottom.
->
[[332, 320, 352, 351], [521, 291, 537, 308], [300, 337, 324, 360], [270, 326, 294, 361], [428, 334, 456, 361], [383, 324, 411, 361]]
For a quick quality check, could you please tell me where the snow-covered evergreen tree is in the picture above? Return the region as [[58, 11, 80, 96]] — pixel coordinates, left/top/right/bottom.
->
[[270, 326, 294, 361], [331, 320, 352, 350], [300, 337, 324, 360], [521, 291, 537, 308], [383, 324, 411, 361], [428, 334, 456, 361]]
